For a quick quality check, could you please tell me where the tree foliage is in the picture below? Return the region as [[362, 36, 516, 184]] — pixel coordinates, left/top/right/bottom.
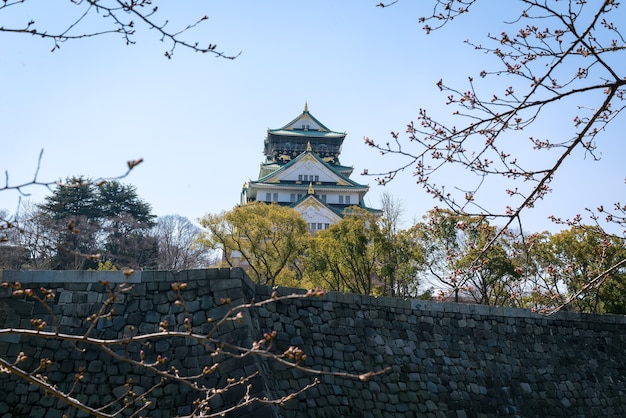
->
[[1, 153, 144, 253], [377, 192, 425, 297], [411, 208, 626, 313], [452, 220, 520, 306], [416, 209, 519, 304], [306, 208, 382, 295], [377, 227, 424, 297], [529, 226, 626, 313], [198, 203, 309, 287], [36, 177, 156, 270]]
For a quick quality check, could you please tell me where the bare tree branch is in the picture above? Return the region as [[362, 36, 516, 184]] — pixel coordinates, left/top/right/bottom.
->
[[0, 0, 240, 59]]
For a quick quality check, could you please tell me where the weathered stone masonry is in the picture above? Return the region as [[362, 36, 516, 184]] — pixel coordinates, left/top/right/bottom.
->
[[1, 268, 626, 417]]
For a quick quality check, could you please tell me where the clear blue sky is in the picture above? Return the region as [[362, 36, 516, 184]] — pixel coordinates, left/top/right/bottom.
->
[[1, 1, 623, 233]]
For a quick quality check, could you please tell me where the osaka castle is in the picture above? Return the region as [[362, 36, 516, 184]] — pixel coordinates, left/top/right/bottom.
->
[[241, 104, 380, 231]]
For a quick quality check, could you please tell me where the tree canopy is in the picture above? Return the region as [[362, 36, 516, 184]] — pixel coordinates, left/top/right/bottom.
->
[[529, 226, 626, 313], [306, 208, 382, 295], [36, 177, 156, 270], [198, 203, 309, 287]]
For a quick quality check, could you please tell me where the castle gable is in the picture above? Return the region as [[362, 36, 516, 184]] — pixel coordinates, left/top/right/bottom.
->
[[291, 195, 343, 232], [257, 152, 361, 187]]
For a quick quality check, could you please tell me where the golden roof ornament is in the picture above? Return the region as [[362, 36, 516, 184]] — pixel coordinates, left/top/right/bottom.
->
[[308, 182, 315, 195], [304, 101, 308, 113], [306, 141, 312, 152]]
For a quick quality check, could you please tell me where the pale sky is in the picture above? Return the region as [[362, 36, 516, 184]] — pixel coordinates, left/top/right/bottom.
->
[[1, 1, 624, 234]]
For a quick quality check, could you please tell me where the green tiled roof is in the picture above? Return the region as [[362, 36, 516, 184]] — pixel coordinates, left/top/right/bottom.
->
[[251, 148, 367, 188], [268, 129, 344, 138], [270, 105, 345, 137]]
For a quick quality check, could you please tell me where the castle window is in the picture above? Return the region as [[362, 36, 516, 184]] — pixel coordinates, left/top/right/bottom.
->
[[346, 195, 351, 204], [314, 175, 319, 182], [266, 193, 271, 202], [273, 193, 278, 202], [290, 193, 296, 202], [339, 196, 344, 204]]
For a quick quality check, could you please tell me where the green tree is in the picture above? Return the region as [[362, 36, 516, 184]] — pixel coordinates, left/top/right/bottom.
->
[[416, 209, 520, 305], [39, 177, 100, 221], [377, 227, 425, 297], [508, 231, 565, 312], [198, 203, 309, 287], [454, 222, 521, 306], [97, 181, 157, 269], [38, 177, 102, 269], [98, 181, 155, 226], [415, 209, 466, 302], [376, 192, 425, 297], [306, 208, 382, 295], [531, 226, 626, 313]]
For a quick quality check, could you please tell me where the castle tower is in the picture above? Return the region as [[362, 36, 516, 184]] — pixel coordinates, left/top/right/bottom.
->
[[242, 104, 380, 232]]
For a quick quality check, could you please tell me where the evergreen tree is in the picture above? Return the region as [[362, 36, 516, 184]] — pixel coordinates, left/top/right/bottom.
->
[[38, 177, 156, 270]]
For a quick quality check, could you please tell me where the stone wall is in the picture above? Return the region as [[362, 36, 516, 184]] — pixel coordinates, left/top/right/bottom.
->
[[1, 268, 626, 417]]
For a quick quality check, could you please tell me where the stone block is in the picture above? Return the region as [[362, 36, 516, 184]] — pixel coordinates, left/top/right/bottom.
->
[[58, 291, 73, 304], [148, 271, 166, 282], [130, 283, 147, 297], [210, 279, 242, 292], [76, 303, 92, 317], [139, 299, 154, 311], [186, 269, 207, 282]]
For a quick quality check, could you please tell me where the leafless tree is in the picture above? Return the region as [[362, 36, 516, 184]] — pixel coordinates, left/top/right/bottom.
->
[[152, 214, 215, 270], [3, 201, 56, 269], [379, 191, 404, 238]]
